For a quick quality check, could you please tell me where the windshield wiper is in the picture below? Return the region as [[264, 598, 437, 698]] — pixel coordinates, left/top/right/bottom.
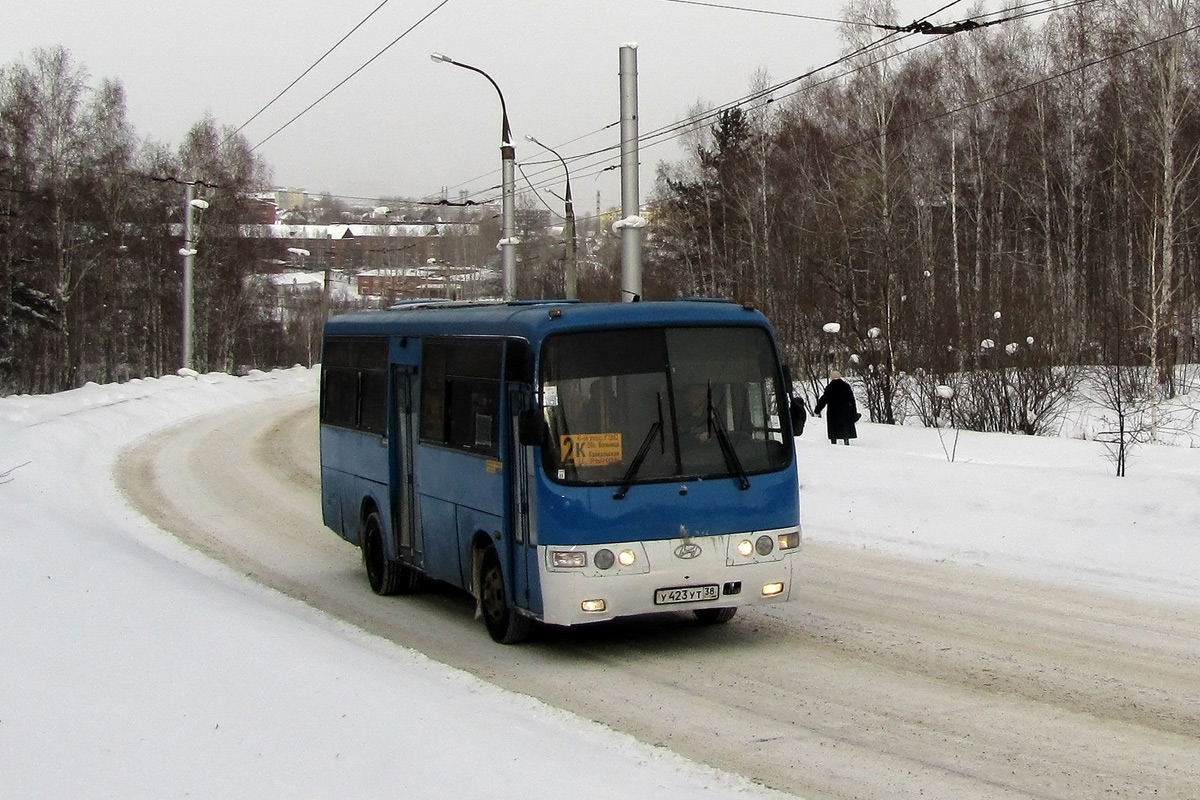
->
[[613, 395, 664, 500], [708, 398, 750, 490]]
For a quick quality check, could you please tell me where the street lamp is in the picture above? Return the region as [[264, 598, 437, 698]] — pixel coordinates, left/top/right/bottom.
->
[[430, 52, 517, 300], [525, 135, 578, 300], [181, 186, 210, 371]]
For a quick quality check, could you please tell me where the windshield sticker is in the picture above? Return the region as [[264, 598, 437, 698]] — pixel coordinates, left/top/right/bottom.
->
[[559, 433, 623, 467], [544, 385, 559, 407]]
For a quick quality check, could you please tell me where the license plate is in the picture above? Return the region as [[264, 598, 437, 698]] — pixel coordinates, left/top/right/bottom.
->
[[654, 584, 719, 605]]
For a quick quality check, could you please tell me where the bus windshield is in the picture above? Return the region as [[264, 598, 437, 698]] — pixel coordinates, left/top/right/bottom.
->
[[540, 326, 791, 487]]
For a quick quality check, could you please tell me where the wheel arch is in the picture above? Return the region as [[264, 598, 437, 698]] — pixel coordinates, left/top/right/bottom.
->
[[469, 529, 498, 597], [357, 493, 387, 551]]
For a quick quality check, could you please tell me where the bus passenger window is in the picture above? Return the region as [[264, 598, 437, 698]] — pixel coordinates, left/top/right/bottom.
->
[[445, 378, 499, 455], [320, 336, 388, 432], [359, 370, 388, 435], [421, 338, 503, 457], [322, 368, 359, 428]]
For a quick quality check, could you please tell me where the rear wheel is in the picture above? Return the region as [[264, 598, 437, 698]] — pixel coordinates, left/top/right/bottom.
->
[[479, 548, 533, 644], [362, 511, 422, 595], [694, 606, 738, 624]]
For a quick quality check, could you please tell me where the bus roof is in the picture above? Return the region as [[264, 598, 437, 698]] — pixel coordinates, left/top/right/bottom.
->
[[323, 299, 776, 342]]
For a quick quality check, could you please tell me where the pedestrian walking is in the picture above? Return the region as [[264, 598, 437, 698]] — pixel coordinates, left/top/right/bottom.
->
[[812, 370, 860, 445]]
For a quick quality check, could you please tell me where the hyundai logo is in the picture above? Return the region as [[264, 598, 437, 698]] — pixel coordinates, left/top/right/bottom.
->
[[674, 541, 702, 560]]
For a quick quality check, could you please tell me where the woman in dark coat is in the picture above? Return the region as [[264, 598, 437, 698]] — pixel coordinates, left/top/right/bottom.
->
[[812, 370, 859, 445]]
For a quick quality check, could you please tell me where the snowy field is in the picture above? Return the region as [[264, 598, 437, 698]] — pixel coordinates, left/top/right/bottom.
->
[[2, 366, 1198, 798]]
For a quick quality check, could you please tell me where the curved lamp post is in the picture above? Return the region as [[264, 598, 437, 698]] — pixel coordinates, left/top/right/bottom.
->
[[431, 52, 516, 300], [525, 135, 577, 300]]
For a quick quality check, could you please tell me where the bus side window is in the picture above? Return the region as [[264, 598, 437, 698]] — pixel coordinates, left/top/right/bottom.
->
[[321, 336, 388, 432], [421, 338, 503, 457], [445, 377, 499, 455], [322, 367, 359, 428], [359, 370, 388, 435]]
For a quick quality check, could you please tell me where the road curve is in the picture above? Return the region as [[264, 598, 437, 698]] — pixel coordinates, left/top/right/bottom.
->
[[116, 394, 1200, 800]]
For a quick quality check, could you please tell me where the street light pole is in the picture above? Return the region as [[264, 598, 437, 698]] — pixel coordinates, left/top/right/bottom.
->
[[526, 135, 577, 300], [179, 185, 209, 371], [430, 52, 517, 300], [182, 182, 195, 370]]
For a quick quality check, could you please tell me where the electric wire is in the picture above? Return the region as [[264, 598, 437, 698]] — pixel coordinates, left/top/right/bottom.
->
[[649, 0, 876, 27], [251, 0, 452, 152], [225, 0, 394, 144], [846, 20, 1200, 150]]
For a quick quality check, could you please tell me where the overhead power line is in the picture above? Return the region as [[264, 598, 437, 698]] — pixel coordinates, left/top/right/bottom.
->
[[650, 0, 877, 27], [876, 0, 1100, 34], [251, 0, 453, 152], [226, 0, 395, 143]]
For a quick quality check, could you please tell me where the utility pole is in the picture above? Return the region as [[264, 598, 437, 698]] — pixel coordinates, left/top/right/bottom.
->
[[617, 43, 644, 301]]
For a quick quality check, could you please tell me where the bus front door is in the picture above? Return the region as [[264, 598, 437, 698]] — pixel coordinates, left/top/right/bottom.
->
[[392, 366, 421, 564], [509, 385, 535, 610]]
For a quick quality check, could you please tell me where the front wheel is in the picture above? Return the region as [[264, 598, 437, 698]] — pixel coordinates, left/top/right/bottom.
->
[[694, 606, 738, 625], [479, 549, 533, 644]]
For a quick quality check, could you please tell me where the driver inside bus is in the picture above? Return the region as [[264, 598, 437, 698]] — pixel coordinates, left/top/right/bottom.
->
[[677, 383, 712, 442]]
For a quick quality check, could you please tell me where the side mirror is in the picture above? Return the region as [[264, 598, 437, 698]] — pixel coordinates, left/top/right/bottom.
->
[[518, 408, 547, 447]]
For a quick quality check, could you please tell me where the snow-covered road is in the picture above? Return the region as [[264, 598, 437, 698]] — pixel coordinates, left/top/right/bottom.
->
[[117, 393, 1200, 799]]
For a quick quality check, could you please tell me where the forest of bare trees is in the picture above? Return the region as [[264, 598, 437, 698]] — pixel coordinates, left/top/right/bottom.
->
[[647, 0, 1200, 431], [0, 46, 286, 395]]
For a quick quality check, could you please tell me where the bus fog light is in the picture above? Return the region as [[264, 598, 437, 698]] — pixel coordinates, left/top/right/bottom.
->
[[762, 582, 784, 597], [552, 551, 587, 568], [736, 539, 754, 557], [617, 549, 637, 567], [594, 549, 616, 570], [755, 535, 774, 556], [581, 599, 607, 613], [777, 532, 800, 550]]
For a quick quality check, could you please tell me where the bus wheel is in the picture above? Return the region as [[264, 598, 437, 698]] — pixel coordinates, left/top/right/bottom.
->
[[362, 512, 423, 595], [694, 607, 738, 624], [479, 549, 532, 644], [362, 512, 403, 596]]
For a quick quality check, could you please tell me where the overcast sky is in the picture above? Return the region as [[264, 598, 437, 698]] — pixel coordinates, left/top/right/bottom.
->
[[3, 0, 941, 211]]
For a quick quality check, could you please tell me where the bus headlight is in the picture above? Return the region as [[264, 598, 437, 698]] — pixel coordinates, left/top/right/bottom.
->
[[736, 539, 754, 557], [552, 551, 587, 568], [755, 535, 774, 556], [777, 531, 800, 550], [617, 549, 637, 567], [762, 582, 785, 597], [581, 599, 607, 613], [594, 549, 616, 570]]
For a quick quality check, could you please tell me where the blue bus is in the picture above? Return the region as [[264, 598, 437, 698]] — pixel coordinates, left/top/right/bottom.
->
[[319, 299, 803, 643]]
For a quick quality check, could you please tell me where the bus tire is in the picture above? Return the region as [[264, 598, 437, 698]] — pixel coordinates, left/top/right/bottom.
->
[[479, 548, 533, 644], [694, 606, 738, 624], [362, 511, 403, 596]]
